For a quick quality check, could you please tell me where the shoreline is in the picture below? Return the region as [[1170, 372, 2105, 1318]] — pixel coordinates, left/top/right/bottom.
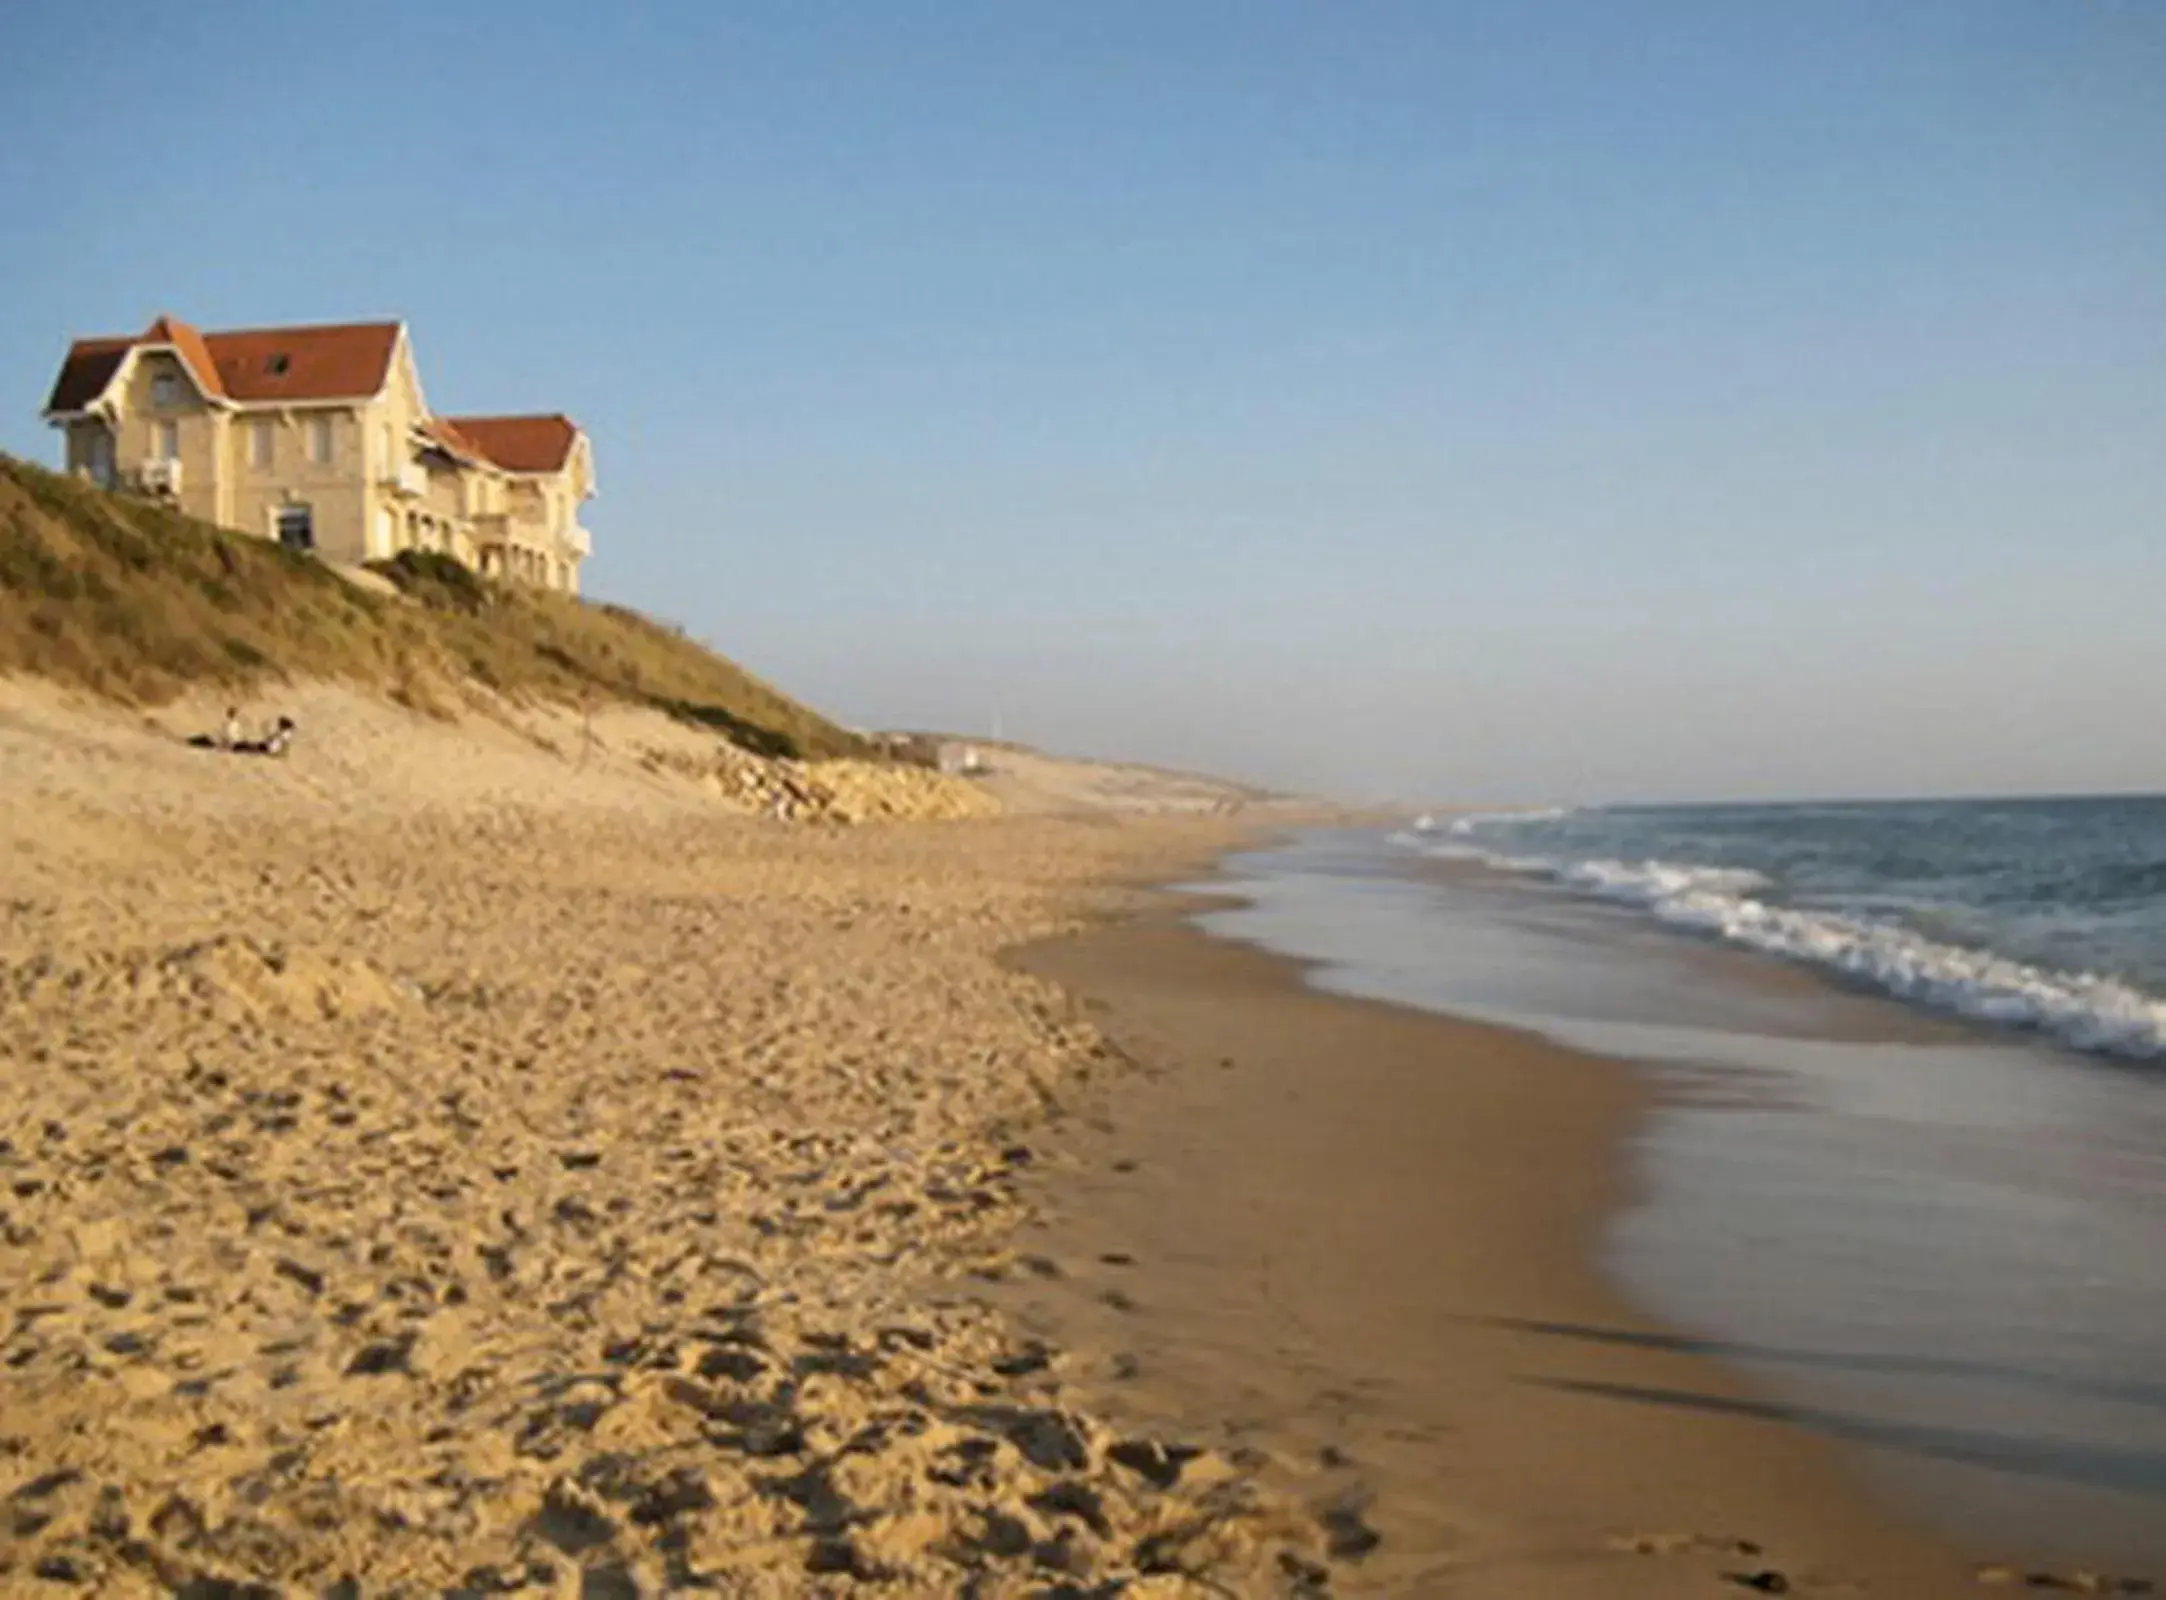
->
[[4, 678, 2141, 1593], [1003, 890, 1990, 1597], [1182, 825, 2166, 1575]]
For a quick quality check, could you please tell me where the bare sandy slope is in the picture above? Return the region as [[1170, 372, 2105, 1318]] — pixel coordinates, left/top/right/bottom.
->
[[0, 683, 1336, 1596], [945, 743, 1285, 819]]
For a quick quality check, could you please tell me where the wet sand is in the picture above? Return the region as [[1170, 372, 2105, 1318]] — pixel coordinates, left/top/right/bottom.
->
[[1190, 828, 2166, 1575], [1007, 908, 1990, 1598]]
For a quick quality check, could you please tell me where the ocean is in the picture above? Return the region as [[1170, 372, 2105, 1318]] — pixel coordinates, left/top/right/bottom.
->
[[1193, 801, 2166, 1569], [1411, 796, 2166, 1060]]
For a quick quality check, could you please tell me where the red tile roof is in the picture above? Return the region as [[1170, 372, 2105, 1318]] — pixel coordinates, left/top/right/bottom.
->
[[43, 337, 133, 413], [44, 317, 585, 480], [440, 414, 581, 474], [416, 416, 488, 463], [44, 316, 402, 413], [141, 315, 227, 400], [206, 321, 402, 403]]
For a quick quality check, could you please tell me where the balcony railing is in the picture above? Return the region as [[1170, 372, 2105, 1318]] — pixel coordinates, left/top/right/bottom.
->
[[379, 458, 428, 498], [138, 458, 183, 495]]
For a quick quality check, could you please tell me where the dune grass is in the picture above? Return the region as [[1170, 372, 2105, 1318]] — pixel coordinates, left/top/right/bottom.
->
[[0, 453, 868, 760]]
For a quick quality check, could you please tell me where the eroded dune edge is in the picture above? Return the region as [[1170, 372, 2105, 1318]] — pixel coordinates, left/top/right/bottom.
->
[[0, 682, 1329, 1596]]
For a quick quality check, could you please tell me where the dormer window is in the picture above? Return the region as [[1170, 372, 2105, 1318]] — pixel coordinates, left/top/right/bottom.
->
[[150, 372, 181, 408], [265, 353, 290, 376]]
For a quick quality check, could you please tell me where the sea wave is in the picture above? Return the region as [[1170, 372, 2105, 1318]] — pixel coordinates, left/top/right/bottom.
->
[[1395, 837, 2166, 1061], [1562, 856, 1775, 901], [1411, 806, 1571, 836]]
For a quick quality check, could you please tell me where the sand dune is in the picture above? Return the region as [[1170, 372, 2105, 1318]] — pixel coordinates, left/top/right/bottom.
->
[[0, 683, 1331, 1595], [952, 744, 1277, 819]]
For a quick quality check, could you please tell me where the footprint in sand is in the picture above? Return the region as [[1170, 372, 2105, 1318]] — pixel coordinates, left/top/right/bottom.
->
[[1608, 1531, 1764, 1558], [1318, 1497, 1384, 1561], [1609, 1531, 1813, 1597], [1724, 1572, 1794, 1594]]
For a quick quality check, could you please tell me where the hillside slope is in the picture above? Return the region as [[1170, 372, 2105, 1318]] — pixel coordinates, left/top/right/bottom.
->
[[0, 453, 863, 760]]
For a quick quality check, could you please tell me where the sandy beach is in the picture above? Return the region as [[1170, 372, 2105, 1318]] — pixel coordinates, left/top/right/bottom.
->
[[0, 683, 1334, 1594], [10, 4, 2160, 1589], [3, 681, 2136, 1597]]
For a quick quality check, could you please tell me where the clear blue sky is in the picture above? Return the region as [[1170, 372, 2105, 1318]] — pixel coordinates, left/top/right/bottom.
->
[[4, 2, 2162, 802]]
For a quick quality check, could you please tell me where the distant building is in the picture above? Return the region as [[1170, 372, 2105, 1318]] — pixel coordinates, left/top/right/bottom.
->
[[40, 314, 595, 593]]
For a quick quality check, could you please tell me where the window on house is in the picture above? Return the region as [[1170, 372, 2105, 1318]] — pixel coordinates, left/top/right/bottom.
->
[[249, 419, 274, 468], [265, 353, 291, 376], [85, 428, 115, 488], [150, 372, 181, 408], [154, 420, 180, 462], [306, 415, 333, 465], [275, 505, 314, 551]]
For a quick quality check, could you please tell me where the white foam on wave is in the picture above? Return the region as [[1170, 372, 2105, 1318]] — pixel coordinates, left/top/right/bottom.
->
[[1446, 814, 1568, 840], [1392, 832, 1529, 867], [1418, 805, 1571, 837], [1564, 857, 1775, 900], [1388, 832, 2166, 1060]]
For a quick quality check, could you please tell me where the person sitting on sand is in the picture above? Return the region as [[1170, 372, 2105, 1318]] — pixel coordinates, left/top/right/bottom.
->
[[190, 707, 249, 751], [231, 716, 296, 757], [188, 713, 295, 755]]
